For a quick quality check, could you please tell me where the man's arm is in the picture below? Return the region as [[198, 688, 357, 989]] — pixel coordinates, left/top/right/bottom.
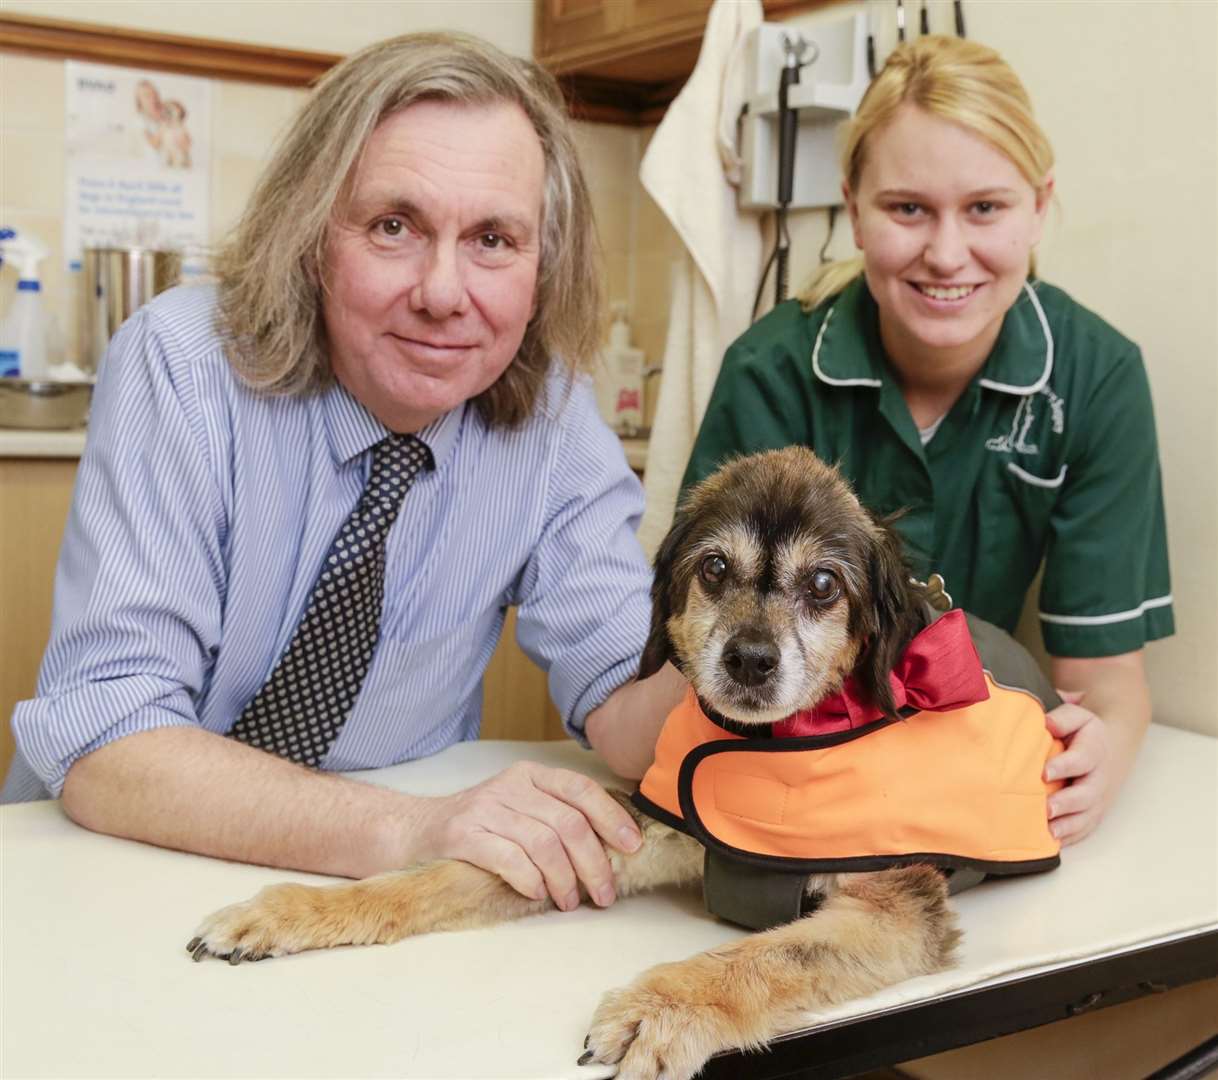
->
[[1043, 649, 1151, 844], [62, 726, 644, 909], [585, 662, 687, 781]]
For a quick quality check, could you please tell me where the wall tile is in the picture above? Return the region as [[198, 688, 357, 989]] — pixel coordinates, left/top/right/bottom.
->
[[0, 54, 64, 133], [211, 80, 306, 160], [209, 153, 270, 243], [1, 131, 65, 215]]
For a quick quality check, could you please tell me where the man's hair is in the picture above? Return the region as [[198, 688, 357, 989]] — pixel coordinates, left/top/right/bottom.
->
[[214, 32, 602, 428]]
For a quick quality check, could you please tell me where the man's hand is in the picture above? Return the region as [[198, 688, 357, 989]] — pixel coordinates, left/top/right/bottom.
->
[[1044, 651, 1151, 846], [410, 762, 642, 910]]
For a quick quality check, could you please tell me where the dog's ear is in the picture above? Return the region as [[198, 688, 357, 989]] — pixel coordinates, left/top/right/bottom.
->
[[637, 508, 695, 681], [853, 513, 922, 718]]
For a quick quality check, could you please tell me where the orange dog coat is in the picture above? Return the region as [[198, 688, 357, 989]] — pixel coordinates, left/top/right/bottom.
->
[[632, 612, 1064, 927]]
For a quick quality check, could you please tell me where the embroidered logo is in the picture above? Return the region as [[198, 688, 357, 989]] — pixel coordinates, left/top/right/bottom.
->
[[985, 387, 1066, 455]]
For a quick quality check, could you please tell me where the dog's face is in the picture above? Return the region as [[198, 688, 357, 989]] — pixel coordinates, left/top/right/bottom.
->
[[641, 447, 920, 726]]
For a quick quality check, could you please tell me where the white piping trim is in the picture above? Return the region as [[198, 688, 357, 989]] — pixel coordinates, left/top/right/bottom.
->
[[811, 304, 883, 388], [1006, 461, 1067, 489], [1039, 594, 1173, 626], [978, 281, 1054, 396]]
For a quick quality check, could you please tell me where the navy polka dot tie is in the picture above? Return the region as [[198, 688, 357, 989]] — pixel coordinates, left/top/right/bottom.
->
[[228, 434, 433, 767]]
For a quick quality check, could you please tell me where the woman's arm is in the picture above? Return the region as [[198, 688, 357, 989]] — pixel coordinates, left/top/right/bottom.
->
[[1043, 649, 1151, 844]]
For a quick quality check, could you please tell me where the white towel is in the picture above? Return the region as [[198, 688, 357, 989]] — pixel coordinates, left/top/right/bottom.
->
[[637, 0, 766, 557]]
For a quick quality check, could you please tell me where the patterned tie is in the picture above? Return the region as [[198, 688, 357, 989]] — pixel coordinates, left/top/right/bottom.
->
[[228, 434, 433, 766]]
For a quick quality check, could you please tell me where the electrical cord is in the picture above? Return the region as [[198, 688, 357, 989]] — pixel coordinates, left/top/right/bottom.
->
[[774, 205, 791, 304], [819, 205, 838, 264], [751, 212, 778, 323], [752, 203, 837, 324]]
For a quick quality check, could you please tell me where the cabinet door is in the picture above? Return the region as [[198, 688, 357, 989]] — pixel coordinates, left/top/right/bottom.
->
[[0, 457, 77, 780], [629, 0, 713, 32], [480, 608, 565, 741], [536, 0, 627, 64]]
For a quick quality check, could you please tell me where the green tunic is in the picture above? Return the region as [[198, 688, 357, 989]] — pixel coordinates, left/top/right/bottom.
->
[[682, 277, 1173, 658]]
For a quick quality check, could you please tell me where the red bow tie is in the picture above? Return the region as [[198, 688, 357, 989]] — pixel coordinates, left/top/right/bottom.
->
[[772, 608, 990, 738]]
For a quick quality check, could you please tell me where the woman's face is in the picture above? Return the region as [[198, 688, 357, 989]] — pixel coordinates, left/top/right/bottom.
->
[[845, 104, 1051, 369]]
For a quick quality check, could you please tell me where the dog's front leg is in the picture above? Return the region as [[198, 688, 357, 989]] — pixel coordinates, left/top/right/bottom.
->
[[582, 865, 961, 1080], [187, 857, 550, 963], [186, 793, 704, 964]]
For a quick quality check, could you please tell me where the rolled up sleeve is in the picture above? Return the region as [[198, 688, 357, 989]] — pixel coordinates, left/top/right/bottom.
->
[[7, 308, 227, 798], [511, 381, 652, 744]]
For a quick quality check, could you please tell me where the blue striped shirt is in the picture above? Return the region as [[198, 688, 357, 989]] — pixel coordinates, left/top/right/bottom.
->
[[3, 285, 652, 802]]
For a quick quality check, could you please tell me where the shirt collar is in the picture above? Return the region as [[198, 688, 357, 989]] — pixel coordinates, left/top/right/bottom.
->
[[810, 276, 1054, 396], [320, 378, 464, 470]]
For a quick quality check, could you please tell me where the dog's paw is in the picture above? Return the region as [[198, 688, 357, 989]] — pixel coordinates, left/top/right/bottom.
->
[[186, 883, 337, 965], [580, 962, 740, 1080]]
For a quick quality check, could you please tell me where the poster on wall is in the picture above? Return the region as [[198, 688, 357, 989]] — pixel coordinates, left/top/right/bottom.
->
[[65, 61, 210, 276]]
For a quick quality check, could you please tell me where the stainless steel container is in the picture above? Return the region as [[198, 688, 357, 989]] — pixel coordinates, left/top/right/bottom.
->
[[81, 247, 181, 373], [0, 378, 93, 430]]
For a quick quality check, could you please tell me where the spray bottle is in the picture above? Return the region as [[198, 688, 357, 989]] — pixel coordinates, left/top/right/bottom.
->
[[0, 230, 51, 379]]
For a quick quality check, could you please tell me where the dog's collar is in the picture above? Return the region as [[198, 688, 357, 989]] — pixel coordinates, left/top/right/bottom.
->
[[697, 699, 772, 739]]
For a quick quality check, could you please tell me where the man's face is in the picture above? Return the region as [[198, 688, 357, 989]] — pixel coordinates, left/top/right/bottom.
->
[[322, 99, 545, 433], [846, 104, 1051, 368]]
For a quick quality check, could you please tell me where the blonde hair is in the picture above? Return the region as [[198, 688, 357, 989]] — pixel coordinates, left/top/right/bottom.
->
[[798, 35, 1055, 311], [214, 33, 601, 428]]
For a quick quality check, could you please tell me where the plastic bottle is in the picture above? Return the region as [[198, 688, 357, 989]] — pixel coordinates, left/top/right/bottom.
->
[[597, 302, 646, 435], [0, 231, 51, 380]]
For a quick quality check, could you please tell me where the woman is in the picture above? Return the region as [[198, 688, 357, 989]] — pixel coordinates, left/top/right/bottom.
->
[[683, 35, 1172, 844]]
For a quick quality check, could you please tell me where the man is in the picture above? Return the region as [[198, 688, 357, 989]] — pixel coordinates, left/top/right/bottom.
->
[[4, 33, 684, 914]]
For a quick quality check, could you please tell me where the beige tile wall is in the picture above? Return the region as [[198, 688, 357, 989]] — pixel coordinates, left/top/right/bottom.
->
[[1, 54, 69, 354], [574, 121, 684, 427], [0, 52, 308, 361], [0, 52, 679, 415]]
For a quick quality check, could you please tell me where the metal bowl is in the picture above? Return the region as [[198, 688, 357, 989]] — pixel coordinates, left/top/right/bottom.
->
[[0, 379, 93, 430]]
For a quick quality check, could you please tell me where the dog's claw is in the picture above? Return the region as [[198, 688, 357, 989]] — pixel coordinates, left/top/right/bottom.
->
[[186, 936, 201, 954], [577, 1050, 594, 1066], [191, 941, 209, 962], [583, 1034, 589, 1049], [228, 949, 243, 966]]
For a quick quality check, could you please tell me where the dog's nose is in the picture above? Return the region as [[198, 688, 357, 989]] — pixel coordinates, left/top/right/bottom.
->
[[722, 634, 780, 688]]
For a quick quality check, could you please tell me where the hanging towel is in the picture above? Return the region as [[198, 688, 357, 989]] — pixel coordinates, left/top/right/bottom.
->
[[637, 0, 766, 557]]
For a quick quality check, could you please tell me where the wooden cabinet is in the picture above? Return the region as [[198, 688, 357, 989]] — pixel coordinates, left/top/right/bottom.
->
[[0, 456, 78, 782], [535, 0, 816, 123], [0, 455, 561, 784]]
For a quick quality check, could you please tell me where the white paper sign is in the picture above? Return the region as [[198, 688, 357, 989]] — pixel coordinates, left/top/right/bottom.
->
[[65, 62, 210, 270]]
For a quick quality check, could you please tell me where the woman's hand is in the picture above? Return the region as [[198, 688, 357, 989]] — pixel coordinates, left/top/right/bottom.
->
[[410, 761, 642, 910], [1044, 651, 1152, 845], [1044, 691, 1112, 844]]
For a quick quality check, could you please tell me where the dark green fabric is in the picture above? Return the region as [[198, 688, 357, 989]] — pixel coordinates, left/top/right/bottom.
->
[[682, 277, 1173, 658]]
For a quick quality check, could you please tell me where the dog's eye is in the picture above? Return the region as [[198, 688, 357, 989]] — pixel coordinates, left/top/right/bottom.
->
[[805, 569, 840, 604], [699, 554, 728, 586]]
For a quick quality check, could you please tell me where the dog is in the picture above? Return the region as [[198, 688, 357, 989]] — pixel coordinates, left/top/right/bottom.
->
[[187, 446, 1062, 1079]]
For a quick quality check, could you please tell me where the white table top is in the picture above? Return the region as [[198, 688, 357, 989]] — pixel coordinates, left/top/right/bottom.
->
[[3, 726, 1216, 1079]]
